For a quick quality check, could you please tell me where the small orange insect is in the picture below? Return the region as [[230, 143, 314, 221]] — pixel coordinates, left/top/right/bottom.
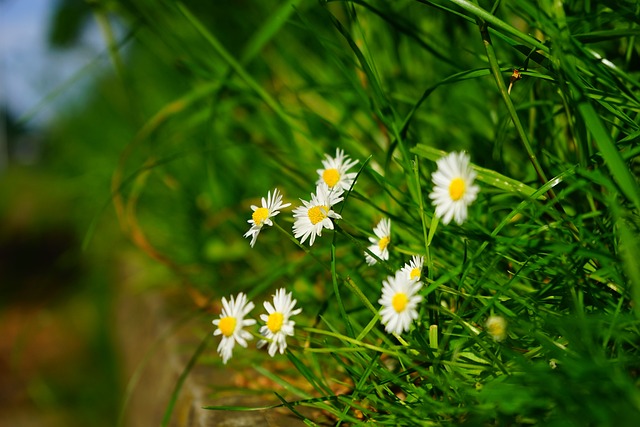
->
[[508, 69, 522, 94]]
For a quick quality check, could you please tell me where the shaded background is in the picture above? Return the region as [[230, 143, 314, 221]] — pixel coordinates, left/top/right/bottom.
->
[[2, 1, 320, 425], [1, 1, 126, 426]]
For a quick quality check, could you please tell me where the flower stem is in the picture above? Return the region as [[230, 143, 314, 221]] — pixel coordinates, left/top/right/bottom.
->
[[476, 12, 581, 242]]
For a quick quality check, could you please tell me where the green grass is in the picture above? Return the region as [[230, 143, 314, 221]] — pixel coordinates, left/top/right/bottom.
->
[[47, 0, 640, 425]]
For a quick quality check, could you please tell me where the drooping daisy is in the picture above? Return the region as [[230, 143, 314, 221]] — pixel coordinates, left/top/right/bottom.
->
[[379, 270, 423, 335], [258, 288, 302, 356], [243, 188, 291, 247], [292, 183, 343, 246], [485, 315, 507, 342], [316, 148, 359, 195], [401, 255, 424, 281], [428, 151, 480, 225], [212, 292, 256, 364], [365, 218, 391, 265]]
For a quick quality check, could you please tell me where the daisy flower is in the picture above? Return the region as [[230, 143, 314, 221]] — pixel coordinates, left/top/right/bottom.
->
[[316, 148, 359, 196], [401, 255, 424, 281], [428, 151, 480, 225], [379, 270, 423, 335], [212, 293, 256, 364], [243, 188, 291, 247], [485, 315, 507, 342], [292, 183, 343, 246], [258, 288, 302, 356], [365, 218, 391, 265]]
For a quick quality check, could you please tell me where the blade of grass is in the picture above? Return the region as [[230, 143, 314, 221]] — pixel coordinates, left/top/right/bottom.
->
[[577, 102, 640, 211], [304, 327, 400, 356], [287, 351, 333, 396], [176, 2, 302, 135], [239, 0, 304, 64], [400, 68, 492, 138], [477, 18, 550, 188], [323, 3, 393, 123], [160, 332, 210, 427], [254, 365, 313, 399], [117, 310, 204, 427], [444, 0, 549, 52]]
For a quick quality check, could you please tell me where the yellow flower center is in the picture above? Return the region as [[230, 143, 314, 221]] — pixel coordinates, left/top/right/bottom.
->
[[488, 319, 506, 339], [378, 236, 390, 252], [449, 177, 466, 201], [392, 293, 408, 313], [218, 316, 237, 337], [252, 207, 270, 226], [267, 312, 284, 333], [322, 168, 341, 188], [410, 268, 421, 280], [308, 205, 329, 225]]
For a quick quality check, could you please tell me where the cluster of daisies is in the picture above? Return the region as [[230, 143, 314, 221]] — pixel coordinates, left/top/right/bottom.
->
[[212, 288, 301, 364], [244, 148, 357, 248], [213, 149, 498, 364]]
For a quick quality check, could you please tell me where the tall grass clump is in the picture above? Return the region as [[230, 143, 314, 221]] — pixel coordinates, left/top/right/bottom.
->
[[83, 0, 640, 425]]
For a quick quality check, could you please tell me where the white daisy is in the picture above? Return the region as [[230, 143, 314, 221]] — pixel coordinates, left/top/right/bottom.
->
[[258, 288, 302, 356], [292, 183, 343, 246], [316, 148, 359, 196], [364, 218, 391, 265], [212, 292, 256, 364], [485, 315, 507, 342], [379, 270, 423, 335], [428, 151, 480, 225], [243, 188, 291, 247], [401, 255, 424, 281]]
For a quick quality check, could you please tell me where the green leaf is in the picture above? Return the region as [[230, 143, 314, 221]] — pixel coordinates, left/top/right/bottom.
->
[[577, 102, 640, 211], [444, 0, 549, 52]]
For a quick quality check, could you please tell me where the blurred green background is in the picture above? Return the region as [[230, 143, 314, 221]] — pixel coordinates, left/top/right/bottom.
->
[[1, 1, 326, 424], [2, 1, 148, 425]]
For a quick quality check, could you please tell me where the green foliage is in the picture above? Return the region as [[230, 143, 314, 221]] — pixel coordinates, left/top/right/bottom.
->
[[55, 0, 640, 425]]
